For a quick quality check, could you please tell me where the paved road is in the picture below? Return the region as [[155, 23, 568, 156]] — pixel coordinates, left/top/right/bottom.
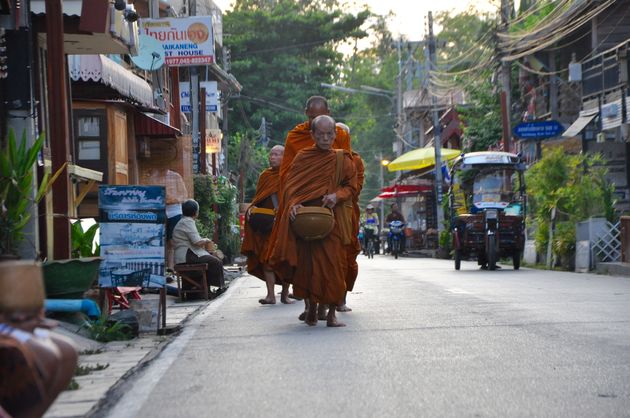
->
[[104, 256, 630, 417]]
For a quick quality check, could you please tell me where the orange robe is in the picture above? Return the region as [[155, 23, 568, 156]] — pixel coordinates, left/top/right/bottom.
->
[[241, 167, 280, 281], [269, 146, 358, 304], [264, 121, 352, 267], [278, 121, 352, 183], [345, 152, 365, 291]]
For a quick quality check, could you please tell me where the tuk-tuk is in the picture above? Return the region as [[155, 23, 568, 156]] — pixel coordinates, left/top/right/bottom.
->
[[447, 151, 526, 270]]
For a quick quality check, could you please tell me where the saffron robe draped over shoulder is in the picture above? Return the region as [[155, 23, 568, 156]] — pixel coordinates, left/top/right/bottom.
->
[[345, 152, 365, 292], [241, 167, 280, 281], [269, 146, 358, 304], [278, 121, 352, 183], [264, 120, 352, 268]]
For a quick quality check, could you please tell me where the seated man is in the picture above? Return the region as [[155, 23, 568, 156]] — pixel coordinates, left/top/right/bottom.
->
[[172, 199, 225, 290]]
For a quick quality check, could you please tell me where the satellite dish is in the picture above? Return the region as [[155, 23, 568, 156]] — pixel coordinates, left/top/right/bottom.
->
[[131, 35, 165, 71]]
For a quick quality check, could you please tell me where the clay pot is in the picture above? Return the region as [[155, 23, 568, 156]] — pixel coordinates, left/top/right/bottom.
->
[[0, 260, 45, 314]]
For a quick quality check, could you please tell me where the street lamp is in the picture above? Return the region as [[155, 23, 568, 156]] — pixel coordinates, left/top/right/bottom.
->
[[379, 154, 390, 229]]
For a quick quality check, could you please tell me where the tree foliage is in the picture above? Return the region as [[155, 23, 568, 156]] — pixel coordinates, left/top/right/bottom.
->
[[223, 0, 369, 198], [525, 148, 616, 265]]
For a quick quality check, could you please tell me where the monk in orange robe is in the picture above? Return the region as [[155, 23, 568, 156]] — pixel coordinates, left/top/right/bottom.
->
[[266, 96, 353, 319], [278, 96, 351, 184], [335, 122, 365, 313], [269, 115, 357, 327], [241, 145, 293, 305]]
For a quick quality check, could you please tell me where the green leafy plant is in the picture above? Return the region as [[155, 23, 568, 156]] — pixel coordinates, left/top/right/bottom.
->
[[71, 221, 100, 258], [75, 363, 109, 376], [526, 148, 616, 270], [82, 316, 133, 342], [0, 128, 65, 257], [194, 174, 240, 262]]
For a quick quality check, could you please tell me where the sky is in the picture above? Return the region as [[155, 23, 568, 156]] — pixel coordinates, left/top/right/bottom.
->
[[212, 0, 501, 41]]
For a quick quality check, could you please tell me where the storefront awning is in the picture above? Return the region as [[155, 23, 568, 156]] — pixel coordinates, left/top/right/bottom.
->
[[134, 113, 181, 138], [377, 184, 432, 199], [68, 55, 155, 110], [562, 109, 598, 138], [31, 0, 138, 55]]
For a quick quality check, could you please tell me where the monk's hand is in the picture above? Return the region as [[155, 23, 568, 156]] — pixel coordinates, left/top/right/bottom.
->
[[246, 206, 255, 221], [290, 204, 303, 221], [322, 193, 337, 208]]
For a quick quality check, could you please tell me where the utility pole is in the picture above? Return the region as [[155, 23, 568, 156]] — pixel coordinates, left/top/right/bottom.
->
[[190, 0, 200, 174], [428, 11, 444, 234], [500, 0, 512, 152], [379, 152, 385, 228], [395, 38, 403, 157]]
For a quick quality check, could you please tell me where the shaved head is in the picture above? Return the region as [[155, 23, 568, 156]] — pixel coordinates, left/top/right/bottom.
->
[[305, 96, 330, 123], [336, 122, 350, 134], [269, 144, 284, 169], [310, 115, 336, 150], [305, 96, 329, 110]]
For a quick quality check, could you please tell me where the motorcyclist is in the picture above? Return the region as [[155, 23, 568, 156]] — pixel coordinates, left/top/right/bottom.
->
[[360, 204, 380, 254], [385, 202, 406, 253]]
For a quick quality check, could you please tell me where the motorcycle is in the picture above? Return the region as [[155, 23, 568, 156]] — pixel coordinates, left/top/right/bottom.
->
[[388, 220, 405, 259]]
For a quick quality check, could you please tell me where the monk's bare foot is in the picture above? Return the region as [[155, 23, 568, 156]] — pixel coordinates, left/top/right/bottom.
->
[[281, 290, 295, 304], [327, 305, 346, 327], [337, 304, 352, 312], [317, 303, 328, 321], [259, 297, 276, 305], [305, 302, 318, 326]]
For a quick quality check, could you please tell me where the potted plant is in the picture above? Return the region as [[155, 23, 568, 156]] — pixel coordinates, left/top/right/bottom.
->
[[43, 221, 102, 299], [0, 128, 66, 259]]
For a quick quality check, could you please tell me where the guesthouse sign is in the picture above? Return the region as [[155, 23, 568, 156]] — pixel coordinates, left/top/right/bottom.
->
[[140, 17, 215, 66]]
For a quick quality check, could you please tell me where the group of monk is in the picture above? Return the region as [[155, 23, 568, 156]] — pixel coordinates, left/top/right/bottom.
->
[[241, 96, 365, 327]]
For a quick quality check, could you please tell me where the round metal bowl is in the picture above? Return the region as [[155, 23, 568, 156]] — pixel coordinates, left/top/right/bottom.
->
[[291, 206, 334, 241]]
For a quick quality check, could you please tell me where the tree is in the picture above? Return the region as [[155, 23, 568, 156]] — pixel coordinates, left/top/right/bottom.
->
[[223, 0, 369, 199], [526, 148, 616, 268]]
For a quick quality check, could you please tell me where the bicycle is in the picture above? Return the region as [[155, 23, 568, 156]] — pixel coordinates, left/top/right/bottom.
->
[[364, 228, 377, 259]]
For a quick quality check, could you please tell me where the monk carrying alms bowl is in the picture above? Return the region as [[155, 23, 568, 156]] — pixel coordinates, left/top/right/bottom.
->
[[291, 206, 334, 241]]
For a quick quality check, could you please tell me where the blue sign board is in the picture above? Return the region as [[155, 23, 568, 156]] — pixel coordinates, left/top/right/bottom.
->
[[98, 186, 166, 288], [513, 120, 564, 139]]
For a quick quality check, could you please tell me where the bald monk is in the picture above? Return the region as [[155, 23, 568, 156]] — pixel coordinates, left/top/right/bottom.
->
[[269, 115, 357, 327], [267, 95, 352, 320], [241, 145, 293, 305], [335, 122, 365, 313], [278, 96, 352, 183]]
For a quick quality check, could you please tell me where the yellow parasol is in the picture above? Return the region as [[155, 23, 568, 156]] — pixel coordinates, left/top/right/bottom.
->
[[387, 147, 461, 172]]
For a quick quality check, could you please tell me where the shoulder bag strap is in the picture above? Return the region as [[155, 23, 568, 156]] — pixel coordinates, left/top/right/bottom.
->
[[335, 149, 343, 187]]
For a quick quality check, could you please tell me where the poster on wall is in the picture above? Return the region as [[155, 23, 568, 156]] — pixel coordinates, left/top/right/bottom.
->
[[179, 81, 219, 113], [98, 185, 166, 288]]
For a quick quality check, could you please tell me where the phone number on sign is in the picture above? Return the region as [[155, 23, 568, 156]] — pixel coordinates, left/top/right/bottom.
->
[[166, 56, 214, 66]]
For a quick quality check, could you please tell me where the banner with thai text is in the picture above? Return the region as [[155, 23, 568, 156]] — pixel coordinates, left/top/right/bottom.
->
[[140, 17, 215, 66]]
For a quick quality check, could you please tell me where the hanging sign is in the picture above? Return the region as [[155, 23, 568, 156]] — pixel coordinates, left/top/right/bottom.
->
[[140, 17, 215, 66]]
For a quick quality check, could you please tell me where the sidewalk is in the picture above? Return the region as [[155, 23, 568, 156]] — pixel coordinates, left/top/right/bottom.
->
[[43, 277, 238, 418]]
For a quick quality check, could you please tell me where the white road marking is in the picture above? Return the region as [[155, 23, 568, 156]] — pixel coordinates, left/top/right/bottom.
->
[[104, 278, 245, 418], [445, 287, 472, 294]]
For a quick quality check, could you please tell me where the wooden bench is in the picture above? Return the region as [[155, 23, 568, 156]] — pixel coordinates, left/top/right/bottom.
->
[[174, 264, 209, 301]]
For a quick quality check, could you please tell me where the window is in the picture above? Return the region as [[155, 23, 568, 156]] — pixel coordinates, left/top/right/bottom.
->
[[74, 110, 107, 181]]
